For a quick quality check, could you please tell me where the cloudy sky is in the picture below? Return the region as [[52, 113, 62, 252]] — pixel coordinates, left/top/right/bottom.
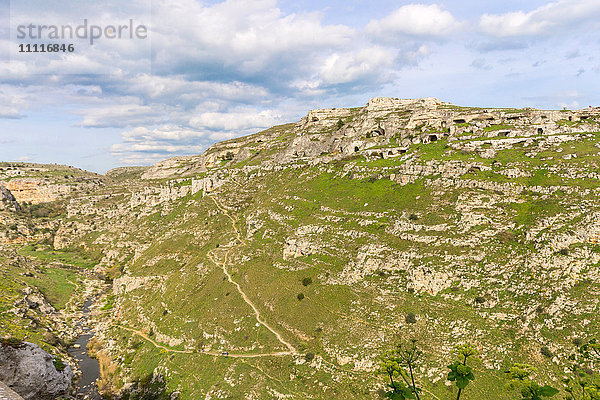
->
[[0, 0, 599, 173]]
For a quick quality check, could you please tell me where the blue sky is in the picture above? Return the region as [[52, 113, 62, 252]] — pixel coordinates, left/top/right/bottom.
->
[[0, 0, 599, 173]]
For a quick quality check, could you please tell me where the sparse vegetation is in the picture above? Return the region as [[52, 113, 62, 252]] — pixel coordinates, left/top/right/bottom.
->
[[3, 101, 600, 399], [52, 356, 66, 371]]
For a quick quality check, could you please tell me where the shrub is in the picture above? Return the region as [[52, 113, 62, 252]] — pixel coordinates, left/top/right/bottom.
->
[[0, 337, 25, 348], [559, 248, 569, 256], [297, 293, 305, 301], [405, 312, 417, 324], [572, 337, 583, 347], [53, 357, 66, 372], [540, 346, 553, 358], [43, 332, 59, 346], [121, 373, 174, 400], [305, 352, 315, 362], [221, 151, 235, 160], [535, 305, 545, 314], [408, 213, 419, 221], [497, 230, 516, 244], [475, 296, 486, 304], [302, 277, 312, 286]]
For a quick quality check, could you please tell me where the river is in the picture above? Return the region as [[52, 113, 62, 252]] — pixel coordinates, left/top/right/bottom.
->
[[67, 297, 102, 400]]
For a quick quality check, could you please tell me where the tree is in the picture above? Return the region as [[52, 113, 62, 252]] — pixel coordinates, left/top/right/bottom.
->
[[447, 344, 477, 400], [505, 363, 558, 400], [563, 338, 600, 400], [379, 339, 423, 400], [380, 350, 416, 400]]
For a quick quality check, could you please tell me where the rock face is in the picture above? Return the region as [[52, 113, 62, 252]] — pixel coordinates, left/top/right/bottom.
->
[[0, 186, 20, 212], [0, 163, 105, 204], [3, 179, 70, 204], [0, 341, 72, 400], [0, 381, 25, 400]]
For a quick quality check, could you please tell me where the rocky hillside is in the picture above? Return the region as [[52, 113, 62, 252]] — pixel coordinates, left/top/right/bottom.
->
[[2, 97, 600, 399], [0, 163, 105, 204]]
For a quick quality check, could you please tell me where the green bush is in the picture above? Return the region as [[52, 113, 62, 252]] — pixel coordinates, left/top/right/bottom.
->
[[405, 312, 417, 324], [52, 357, 66, 372], [540, 346, 553, 358], [0, 337, 25, 348], [301, 277, 312, 286]]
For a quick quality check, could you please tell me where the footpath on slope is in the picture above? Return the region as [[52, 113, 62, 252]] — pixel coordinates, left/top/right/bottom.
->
[[116, 195, 297, 358], [208, 195, 297, 355]]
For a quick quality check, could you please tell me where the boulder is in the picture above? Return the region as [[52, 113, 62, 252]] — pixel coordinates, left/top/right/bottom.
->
[[0, 341, 72, 400], [0, 381, 25, 400], [0, 186, 20, 212]]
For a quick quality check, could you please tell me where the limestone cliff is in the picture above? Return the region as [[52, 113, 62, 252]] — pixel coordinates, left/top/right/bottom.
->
[[0, 341, 72, 400], [0, 186, 20, 212]]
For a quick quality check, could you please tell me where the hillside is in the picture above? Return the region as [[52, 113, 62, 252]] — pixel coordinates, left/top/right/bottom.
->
[[2, 97, 600, 399]]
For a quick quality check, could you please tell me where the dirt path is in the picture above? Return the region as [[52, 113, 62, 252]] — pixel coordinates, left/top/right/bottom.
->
[[117, 324, 292, 358], [116, 195, 296, 359], [116, 325, 193, 354], [208, 196, 297, 355]]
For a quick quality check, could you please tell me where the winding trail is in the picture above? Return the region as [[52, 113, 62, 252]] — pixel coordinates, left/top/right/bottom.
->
[[116, 324, 290, 358], [116, 324, 193, 354], [116, 195, 296, 359], [208, 195, 297, 355]]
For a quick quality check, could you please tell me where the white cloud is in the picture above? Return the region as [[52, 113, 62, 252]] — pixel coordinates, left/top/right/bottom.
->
[[151, 0, 355, 74], [126, 74, 269, 103], [0, 87, 28, 118], [189, 109, 282, 131], [121, 125, 208, 142], [79, 103, 168, 128], [111, 142, 205, 153], [319, 47, 395, 85], [366, 4, 462, 38], [110, 124, 208, 165], [480, 0, 600, 37], [397, 44, 430, 66]]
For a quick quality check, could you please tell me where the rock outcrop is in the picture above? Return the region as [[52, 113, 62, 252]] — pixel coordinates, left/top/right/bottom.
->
[[0, 186, 20, 212], [0, 381, 25, 400], [0, 341, 72, 400], [3, 179, 71, 204], [0, 163, 105, 204]]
